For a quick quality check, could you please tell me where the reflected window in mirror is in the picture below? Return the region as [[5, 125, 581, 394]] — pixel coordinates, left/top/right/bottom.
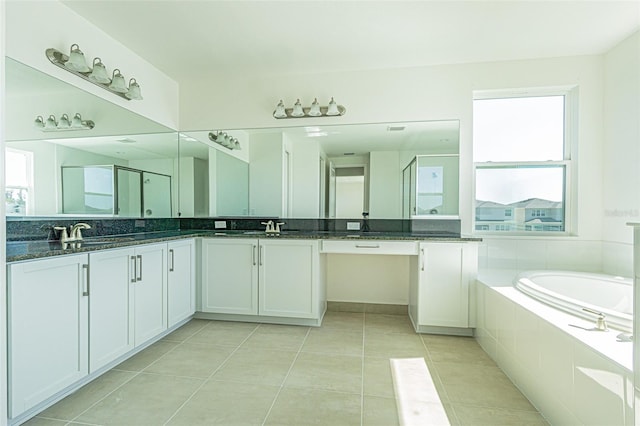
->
[[5, 148, 34, 215]]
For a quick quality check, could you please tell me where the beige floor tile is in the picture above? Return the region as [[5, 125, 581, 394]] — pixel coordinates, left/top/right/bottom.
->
[[301, 327, 363, 356], [365, 313, 416, 335], [285, 352, 362, 394], [161, 319, 209, 342], [75, 373, 203, 425], [364, 332, 428, 358], [435, 362, 536, 411], [144, 343, 234, 378], [453, 404, 549, 425], [241, 323, 310, 351], [265, 387, 361, 426], [422, 334, 497, 366], [22, 417, 68, 426], [185, 321, 259, 347], [212, 347, 297, 385], [363, 357, 395, 398], [363, 395, 399, 426], [39, 370, 136, 420], [114, 340, 179, 372], [167, 380, 280, 426], [320, 311, 365, 331]]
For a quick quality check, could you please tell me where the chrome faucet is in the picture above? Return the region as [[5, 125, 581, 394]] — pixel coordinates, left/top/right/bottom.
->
[[53, 226, 72, 243], [275, 222, 285, 233], [582, 307, 609, 331], [70, 223, 91, 241], [261, 220, 275, 233]]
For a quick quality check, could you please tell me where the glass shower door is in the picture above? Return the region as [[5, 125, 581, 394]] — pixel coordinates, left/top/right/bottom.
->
[[116, 167, 142, 217], [142, 171, 172, 217]]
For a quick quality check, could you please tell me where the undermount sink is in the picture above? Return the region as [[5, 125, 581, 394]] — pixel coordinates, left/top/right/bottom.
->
[[242, 231, 265, 235]]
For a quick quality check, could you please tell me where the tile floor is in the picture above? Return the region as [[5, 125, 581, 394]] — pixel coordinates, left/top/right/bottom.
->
[[25, 312, 548, 426]]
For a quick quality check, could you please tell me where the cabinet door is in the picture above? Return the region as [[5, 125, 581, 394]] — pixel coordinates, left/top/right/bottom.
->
[[419, 243, 468, 328], [201, 239, 258, 315], [8, 254, 89, 418], [167, 239, 195, 328], [259, 239, 319, 318], [133, 243, 168, 345], [89, 247, 135, 373]]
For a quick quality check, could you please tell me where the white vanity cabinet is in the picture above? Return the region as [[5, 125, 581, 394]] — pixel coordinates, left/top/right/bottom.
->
[[409, 242, 478, 335], [259, 239, 321, 318], [167, 239, 196, 327], [132, 243, 168, 344], [89, 247, 135, 373], [7, 254, 90, 418], [201, 238, 259, 315], [200, 238, 323, 323]]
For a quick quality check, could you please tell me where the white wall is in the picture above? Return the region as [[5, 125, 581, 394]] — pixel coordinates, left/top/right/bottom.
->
[[1, 1, 8, 422], [369, 151, 402, 218], [6, 1, 179, 130], [602, 31, 640, 277], [286, 134, 321, 218]]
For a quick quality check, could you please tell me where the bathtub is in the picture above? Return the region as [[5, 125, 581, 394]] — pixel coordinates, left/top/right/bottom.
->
[[513, 270, 633, 332]]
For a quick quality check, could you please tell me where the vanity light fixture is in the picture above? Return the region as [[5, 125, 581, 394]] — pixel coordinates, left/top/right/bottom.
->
[[209, 131, 241, 150], [273, 97, 346, 119], [46, 44, 143, 101], [34, 113, 95, 132]]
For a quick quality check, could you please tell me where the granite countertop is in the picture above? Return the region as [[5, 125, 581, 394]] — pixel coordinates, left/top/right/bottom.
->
[[6, 229, 481, 263]]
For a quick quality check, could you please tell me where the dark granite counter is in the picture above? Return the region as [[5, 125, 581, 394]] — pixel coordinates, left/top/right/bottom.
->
[[6, 229, 481, 263]]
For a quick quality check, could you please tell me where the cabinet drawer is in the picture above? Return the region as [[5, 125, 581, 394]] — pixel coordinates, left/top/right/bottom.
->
[[321, 240, 418, 255]]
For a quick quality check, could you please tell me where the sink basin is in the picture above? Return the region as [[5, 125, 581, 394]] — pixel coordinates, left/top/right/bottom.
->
[[242, 231, 265, 235]]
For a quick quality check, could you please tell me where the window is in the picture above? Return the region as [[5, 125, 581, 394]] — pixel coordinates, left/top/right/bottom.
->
[[5, 148, 33, 215], [474, 89, 574, 234]]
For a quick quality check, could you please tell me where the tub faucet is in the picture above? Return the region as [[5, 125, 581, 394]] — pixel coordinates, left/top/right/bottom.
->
[[582, 307, 609, 332]]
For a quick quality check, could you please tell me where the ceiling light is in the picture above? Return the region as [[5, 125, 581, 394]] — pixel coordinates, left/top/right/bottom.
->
[[46, 44, 142, 101], [208, 131, 241, 150], [34, 113, 94, 132], [273, 98, 346, 119]]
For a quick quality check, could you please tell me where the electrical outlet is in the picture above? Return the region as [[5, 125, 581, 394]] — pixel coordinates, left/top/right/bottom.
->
[[346, 222, 360, 231], [214, 221, 227, 229]]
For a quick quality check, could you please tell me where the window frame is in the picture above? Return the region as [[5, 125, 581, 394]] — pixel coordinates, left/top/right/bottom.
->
[[472, 86, 577, 236]]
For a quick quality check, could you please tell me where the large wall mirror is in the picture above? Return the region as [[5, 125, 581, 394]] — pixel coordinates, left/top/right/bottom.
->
[[180, 120, 460, 220], [4, 57, 179, 218]]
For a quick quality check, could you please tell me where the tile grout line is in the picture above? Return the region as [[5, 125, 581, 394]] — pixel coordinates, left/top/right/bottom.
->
[[360, 312, 366, 426], [65, 320, 210, 424], [161, 322, 264, 426], [260, 326, 313, 426]]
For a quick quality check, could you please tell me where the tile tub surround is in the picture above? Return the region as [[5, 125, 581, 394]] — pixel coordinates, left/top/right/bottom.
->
[[24, 312, 546, 426], [476, 270, 633, 425]]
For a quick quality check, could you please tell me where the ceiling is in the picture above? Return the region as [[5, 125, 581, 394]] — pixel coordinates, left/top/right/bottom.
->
[[61, 1, 640, 84]]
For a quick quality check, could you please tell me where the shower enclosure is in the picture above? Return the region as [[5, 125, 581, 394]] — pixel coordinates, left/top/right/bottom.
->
[[61, 165, 172, 217], [402, 155, 459, 218]]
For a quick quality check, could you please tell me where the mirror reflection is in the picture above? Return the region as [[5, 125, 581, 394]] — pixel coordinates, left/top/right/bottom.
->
[[4, 57, 178, 218], [180, 120, 460, 219]]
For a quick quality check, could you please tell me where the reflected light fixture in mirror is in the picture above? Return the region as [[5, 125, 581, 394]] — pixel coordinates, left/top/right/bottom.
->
[[209, 131, 241, 150], [273, 97, 346, 119], [46, 44, 143, 101], [34, 113, 95, 132]]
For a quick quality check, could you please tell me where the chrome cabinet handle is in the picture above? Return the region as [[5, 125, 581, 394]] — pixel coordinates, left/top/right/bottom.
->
[[421, 248, 425, 271], [130, 256, 137, 283], [355, 244, 380, 249], [137, 254, 142, 281], [259, 245, 264, 266], [169, 249, 175, 272], [252, 245, 257, 266], [82, 264, 90, 296]]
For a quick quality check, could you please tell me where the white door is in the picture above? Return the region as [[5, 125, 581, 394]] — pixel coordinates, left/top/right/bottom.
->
[[89, 247, 135, 373], [167, 239, 195, 327], [8, 254, 89, 418], [201, 239, 258, 315], [259, 239, 318, 318], [133, 243, 168, 345]]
